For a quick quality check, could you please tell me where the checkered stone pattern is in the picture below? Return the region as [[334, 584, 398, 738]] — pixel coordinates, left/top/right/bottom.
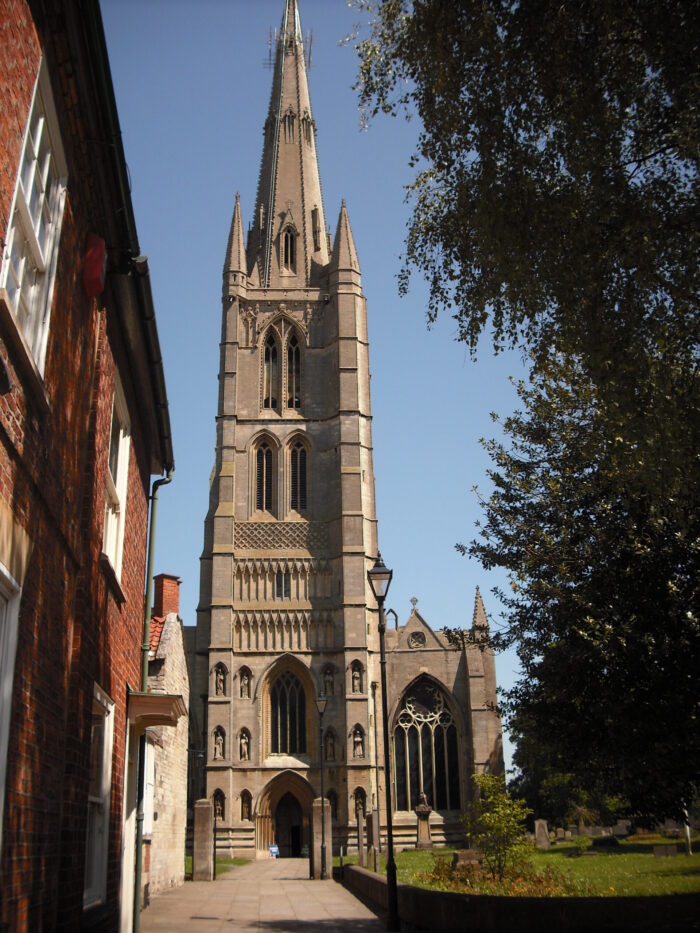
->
[[234, 521, 327, 551]]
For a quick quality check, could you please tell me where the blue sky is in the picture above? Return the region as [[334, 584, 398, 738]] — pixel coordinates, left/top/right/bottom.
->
[[101, 0, 527, 773]]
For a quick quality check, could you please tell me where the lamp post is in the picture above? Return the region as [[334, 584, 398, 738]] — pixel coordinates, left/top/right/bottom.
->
[[315, 695, 328, 879], [367, 553, 399, 931]]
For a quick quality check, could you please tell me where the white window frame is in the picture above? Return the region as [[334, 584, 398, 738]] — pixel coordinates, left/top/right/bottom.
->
[[83, 683, 115, 909], [0, 562, 21, 854], [0, 58, 67, 374], [103, 378, 131, 579]]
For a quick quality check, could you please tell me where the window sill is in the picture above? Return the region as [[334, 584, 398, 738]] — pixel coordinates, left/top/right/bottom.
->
[[99, 552, 126, 605], [0, 289, 51, 415]]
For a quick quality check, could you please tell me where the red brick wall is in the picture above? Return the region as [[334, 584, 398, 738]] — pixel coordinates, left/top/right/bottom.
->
[[0, 3, 159, 930]]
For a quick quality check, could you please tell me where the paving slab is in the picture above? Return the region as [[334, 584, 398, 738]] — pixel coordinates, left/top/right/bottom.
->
[[139, 858, 385, 932]]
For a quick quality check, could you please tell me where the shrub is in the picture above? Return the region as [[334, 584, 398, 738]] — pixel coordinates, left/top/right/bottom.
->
[[463, 773, 532, 881]]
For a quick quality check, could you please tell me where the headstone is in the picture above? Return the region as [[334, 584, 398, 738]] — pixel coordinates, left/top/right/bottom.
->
[[193, 798, 214, 881], [653, 844, 679, 858], [310, 797, 332, 879], [534, 819, 550, 850], [415, 793, 432, 849], [452, 849, 481, 869], [556, 827, 565, 840], [564, 830, 572, 840]]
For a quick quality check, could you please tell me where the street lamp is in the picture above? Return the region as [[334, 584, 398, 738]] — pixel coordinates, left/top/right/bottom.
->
[[367, 553, 399, 931], [315, 695, 328, 879]]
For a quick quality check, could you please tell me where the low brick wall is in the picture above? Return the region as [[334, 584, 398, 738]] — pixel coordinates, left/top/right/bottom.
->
[[343, 865, 700, 932]]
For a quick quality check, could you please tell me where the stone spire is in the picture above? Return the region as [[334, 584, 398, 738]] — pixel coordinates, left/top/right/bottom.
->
[[330, 199, 361, 282], [246, 0, 329, 288], [223, 192, 247, 292], [472, 585, 489, 632]]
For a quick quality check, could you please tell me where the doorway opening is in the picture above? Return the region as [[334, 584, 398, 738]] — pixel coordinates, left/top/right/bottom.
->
[[275, 792, 303, 857]]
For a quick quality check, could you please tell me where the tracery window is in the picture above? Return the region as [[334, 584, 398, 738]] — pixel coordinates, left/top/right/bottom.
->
[[290, 441, 307, 512], [287, 333, 301, 408], [263, 332, 278, 409], [275, 569, 291, 599], [256, 442, 274, 513], [393, 678, 461, 812], [270, 671, 306, 755]]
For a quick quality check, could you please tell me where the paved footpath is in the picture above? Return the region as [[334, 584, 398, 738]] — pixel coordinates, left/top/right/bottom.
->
[[139, 858, 385, 932]]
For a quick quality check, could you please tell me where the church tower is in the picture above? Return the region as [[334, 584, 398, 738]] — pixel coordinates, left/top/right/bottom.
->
[[192, 0, 503, 859], [193, 0, 381, 857]]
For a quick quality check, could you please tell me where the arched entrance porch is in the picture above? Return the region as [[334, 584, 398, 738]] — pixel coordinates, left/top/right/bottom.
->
[[255, 770, 316, 857]]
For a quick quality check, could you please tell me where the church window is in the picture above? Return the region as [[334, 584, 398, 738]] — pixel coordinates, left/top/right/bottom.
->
[[290, 441, 307, 512], [393, 677, 461, 812], [282, 227, 296, 273], [287, 333, 301, 408], [270, 671, 306, 754], [256, 442, 274, 513], [263, 332, 279, 409], [275, 569, 291, 599]]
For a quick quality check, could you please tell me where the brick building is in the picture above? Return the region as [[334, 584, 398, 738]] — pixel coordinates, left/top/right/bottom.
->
[[191, 0, 503, 860], [0, 2, 177, 930]]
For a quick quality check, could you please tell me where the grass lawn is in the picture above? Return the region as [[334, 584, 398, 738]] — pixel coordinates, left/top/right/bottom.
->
[[184, 854, 249, 880], [531, 837, 700, 896], [340, 838, 700, 897]]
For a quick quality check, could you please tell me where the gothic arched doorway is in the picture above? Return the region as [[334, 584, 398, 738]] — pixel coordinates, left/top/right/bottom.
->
[[275, 792, 303, 857], [256, 770, 315, 856]]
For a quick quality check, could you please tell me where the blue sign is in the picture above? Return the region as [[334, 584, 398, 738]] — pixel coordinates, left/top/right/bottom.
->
[[269, 845, 280, 858]]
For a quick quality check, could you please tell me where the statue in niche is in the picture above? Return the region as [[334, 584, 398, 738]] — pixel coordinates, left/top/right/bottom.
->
[[352, 667, 361, 694], [324, 668, 333, 696], [214, 794, 224, 820], [240, 731, 249, 761], [241, 794, 251, 821], [353, 728, 364, 759], [215, 667, 225, 696], [325, 731, 335, 761], [213, 730, 224, 760], [240, 671, 250, 698]]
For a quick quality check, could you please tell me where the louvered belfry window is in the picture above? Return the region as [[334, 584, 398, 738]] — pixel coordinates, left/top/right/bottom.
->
[[270, 671, 306, 754], [256, 443, 273, 512], [290, 442, 307, 511], [263, 332, 278, 409], [287, 333, 301, 408]]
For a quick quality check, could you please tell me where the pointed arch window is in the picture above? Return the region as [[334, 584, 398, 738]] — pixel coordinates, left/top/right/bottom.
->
[[287, 332, 301, 408], [290, 441, 307, 512], [270, 671, 306, 755], [393, 677, 461, 812], [282, 228, 296, 273], [256, 442, 274, 513], [263, 332, 279, 409]]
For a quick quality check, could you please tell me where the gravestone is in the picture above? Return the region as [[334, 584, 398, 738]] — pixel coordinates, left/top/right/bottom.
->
[[193, 798, 214, 881], [366, 810, 380, 872], [534, 819, 551, 850]]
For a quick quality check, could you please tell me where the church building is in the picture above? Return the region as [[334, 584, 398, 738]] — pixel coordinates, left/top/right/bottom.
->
[[190, 0, 503, 858]]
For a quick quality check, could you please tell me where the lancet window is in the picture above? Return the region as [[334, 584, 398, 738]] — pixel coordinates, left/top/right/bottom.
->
[[290, 441, 307, 512], [255, 441, 274, 513], [282, 227, 296, 273], [287, 332, 301, 409], [393, 677, 461, 812], [263, 331, 279, 409]]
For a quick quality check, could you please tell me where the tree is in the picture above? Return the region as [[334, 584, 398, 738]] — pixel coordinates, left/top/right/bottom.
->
[[353, 2, 699, 820], [464, 773, 531, 881], [351, 1, 698, 388], [465, 355, 699, 821]]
